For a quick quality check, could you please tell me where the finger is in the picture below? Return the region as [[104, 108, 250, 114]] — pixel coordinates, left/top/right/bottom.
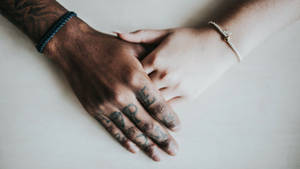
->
[[159, 86, 182, 101], [121, 102, 178, 156], [68, 70, 139, 153], [167, 96, 184, 107], [93, 110, 139, 154], [135, 84, 181, 132], [148, 70, 168, 89], [143, 65, 155, 75], [117, 29, 170, 44], [104, 105, 162, 161], [139, 47, 164, 74], [158, 82, 182, 101], [113, 97, 178, 156]]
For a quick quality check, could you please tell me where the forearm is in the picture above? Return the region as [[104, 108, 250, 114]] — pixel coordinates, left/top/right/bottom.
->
[[0, 0, 67, 43], [216, 0, 300, 58]]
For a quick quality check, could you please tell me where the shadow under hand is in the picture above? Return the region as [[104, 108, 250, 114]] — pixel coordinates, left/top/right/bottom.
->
[[183, 0, 248, 28]]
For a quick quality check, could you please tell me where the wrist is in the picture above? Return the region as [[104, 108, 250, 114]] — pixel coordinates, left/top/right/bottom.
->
[[43, 15, 110, 73], [28, 1, 68, 43], [219, 21, 252, 59], [197, 26, 240, 66], [43, 16, 92, 60]]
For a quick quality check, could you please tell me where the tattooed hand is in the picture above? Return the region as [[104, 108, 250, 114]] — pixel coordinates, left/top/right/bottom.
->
[[44, 17, 181, 161], [0, 0, 180, 162]]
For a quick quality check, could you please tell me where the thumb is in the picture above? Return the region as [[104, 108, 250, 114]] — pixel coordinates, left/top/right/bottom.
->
[[117, 29, 170, 44]]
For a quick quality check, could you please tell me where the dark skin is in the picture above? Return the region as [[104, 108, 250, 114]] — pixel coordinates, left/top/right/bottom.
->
[[0, 0, 180, 161]]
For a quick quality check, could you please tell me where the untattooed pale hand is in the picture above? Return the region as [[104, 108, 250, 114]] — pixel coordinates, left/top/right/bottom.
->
[[118, 27, 237, 103]]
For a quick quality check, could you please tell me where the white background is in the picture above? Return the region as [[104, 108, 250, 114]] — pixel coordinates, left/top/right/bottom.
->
[[1, 0, 300, 169]]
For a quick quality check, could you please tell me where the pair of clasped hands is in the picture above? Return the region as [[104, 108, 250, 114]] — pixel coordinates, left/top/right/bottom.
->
[[45, 17, 235, 161]]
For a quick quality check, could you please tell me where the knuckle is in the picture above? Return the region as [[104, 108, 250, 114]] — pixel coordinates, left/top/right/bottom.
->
[[126, 71, 145, 88], [96, 104, 106, 114], [125, 127, 139, 139], [125, 44, 143, 58], [120, 66, 136, 80], [150, 102, 167, 116], [108, 86, 134, 104], [144, 144, 157, 153], [120, 139, 131, 146], [113, 93, 134, 105], [105, 124, 116, 134], [141, 122, 155, 132], [114, 133, 128, 145], [95, 114, 111, 126]]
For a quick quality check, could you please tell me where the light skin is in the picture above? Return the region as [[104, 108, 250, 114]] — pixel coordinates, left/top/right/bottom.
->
[[0, 0, 181, 161], [118, 0, 300, 104]]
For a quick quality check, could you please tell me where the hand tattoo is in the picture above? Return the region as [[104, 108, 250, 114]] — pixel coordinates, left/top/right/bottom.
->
[[137, 86, 156, 108], [95, 112, 111, 124], [148, 125, 168, 142], [136, 133, 149, 148], [109, 111, 125, 129], [114, 133, 127, 145], [162, 113, 176, 128], [122, 104, 140, 124]]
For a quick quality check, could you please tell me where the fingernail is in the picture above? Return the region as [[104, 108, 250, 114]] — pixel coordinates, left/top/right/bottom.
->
[[129, 142, 140, 153], [152, 155, 161, 162], [166, 121, 181, 132], [167, 140, 179, 156], [170, 124, 181, 132], [151, 146, 161, 161]]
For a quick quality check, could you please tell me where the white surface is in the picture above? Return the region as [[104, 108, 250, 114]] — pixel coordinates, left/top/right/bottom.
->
[[1, 0, 300, 169]]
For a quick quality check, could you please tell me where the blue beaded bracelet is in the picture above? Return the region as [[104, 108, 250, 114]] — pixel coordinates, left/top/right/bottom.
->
[[36, 11, 77, 53]]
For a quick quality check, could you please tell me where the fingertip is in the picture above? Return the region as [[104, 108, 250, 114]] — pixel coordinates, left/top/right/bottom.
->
[[166, 140, 179, 156], [151, 149, 161, 162], [165, 114, 181, 133], [152, 155, 161, 162], [145, 144, 162, 162], [127, 141, 140, 154], [168, 110, 181, 132], [158, 135, 179, 156], [169, 123, 181, 132]]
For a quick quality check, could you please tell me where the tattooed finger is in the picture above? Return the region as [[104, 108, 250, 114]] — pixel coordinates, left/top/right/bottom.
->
[[119, 101, 178, 156], [136, 85, 181, 131], [106, 108, 162, 161], [93, 111, 139, 154]]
